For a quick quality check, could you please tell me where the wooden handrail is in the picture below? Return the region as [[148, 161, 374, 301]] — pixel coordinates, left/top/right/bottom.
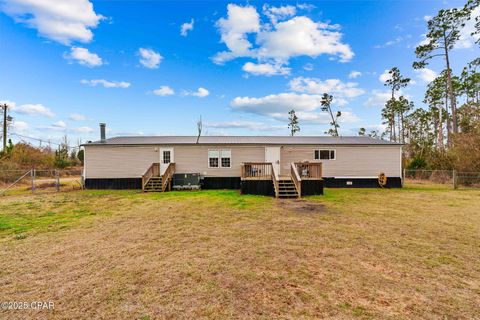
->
[[142, 163, 160, 191], [294, 162, 322, 179], [161, 163, 175, 192], [241, 162, 273, 180], [290, 163, 301, 197], [271, 164, 279, 197]]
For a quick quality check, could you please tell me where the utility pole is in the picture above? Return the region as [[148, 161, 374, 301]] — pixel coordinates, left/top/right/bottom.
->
[[2, 103, 7, 151]]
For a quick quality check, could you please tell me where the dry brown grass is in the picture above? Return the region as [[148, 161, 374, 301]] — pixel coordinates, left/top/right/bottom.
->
[[0, 186, 479, 319]]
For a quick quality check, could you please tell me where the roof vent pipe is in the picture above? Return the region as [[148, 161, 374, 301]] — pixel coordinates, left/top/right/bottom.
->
[[100, 123, 106, 142]]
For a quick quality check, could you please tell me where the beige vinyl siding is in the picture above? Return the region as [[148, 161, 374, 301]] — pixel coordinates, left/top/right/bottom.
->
[[280, 145, 401, 177], [85, 145, 265, 178], [174, 145, 264, 176], [85, 146, 157, 178], [84, 144, 401, 179]]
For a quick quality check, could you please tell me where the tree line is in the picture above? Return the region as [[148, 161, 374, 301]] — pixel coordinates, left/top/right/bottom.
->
[[289, 0, 479, 171]]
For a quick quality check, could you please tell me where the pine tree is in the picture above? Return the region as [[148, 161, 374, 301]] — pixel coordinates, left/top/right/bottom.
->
[[414, 8, 468, 134], [382, 67, 410, 141], [320, 93, 341, 136], [288, 110, 300, 136]]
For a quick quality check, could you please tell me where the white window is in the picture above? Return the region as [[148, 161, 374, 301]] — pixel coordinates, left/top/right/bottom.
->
[[208, 149, 231, 168], [162, 150, 171, 164], [208, 150, 219, 168], [220, 149, 231, 168], [314, 149, 335, 160]]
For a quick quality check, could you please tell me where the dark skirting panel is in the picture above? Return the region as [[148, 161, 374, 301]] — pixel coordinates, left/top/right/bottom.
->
[[240, 180, 274, 196], [323, 177, 402, 188], [84, 178, 142, 190], [202, 177, 241, 189], [301, 180, 324, 196]]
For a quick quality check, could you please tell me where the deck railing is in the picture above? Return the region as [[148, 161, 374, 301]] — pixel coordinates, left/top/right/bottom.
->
[[241, 162, 273, 180], [142, 162, 160, 191], [271, 164, 280, 198], [294, 162, 322, 179], [291, 163, 302, 197], [161, 163, 175, 192]]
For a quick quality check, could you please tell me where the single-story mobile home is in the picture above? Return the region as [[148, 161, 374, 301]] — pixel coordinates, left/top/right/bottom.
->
[[82, 125, 402, 198]]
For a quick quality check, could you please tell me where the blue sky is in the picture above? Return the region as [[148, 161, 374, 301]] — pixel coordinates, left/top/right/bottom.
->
[[0, 0, 478, 147]]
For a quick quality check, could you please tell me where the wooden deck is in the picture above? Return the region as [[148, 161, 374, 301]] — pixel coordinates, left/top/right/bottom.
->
[[241, 162, 323, 198]]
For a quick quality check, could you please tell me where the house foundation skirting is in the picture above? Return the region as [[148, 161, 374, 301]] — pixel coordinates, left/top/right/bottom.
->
[[84, 178, 142, 189], [201, 177, 241, 189], [84, 176, 401, 191], [301, 180, 324, 196], [240, 180, 275, 196], [322, 177, 402, 188]]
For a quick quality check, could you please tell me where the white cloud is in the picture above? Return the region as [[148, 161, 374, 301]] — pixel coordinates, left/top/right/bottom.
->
[[69, 113, 86, 121], [242, 62, 290, 76], [379, 69, 392, 83], [231, 93, 321, 115], [205, 121, 284, 131], [12, 120, 29, 132], [138, 48, 162, 69], [364, 90, 391, 108], [256, 16, 353, 63], [1, 0, 103, 45], [414, 68, 437, 83], [153, 86, 175, 96], [262, 4, 296, 24], [64, 47, 103, 67], [213, 4, 260, 64], [180, 19, 194, 36], [81, 79, 130, 88], [185, 87, 209, 97], [289, 77, 365, 106], [213, 4, 353, 71], [363, 90, 410, 108], [229, 91, 361, 127], [348, 71, 362, 78], [296, 3, 316, 11], [74, 126, 94, 133], [37, 120, 67, 132], [10, 103, 55, 118], [423, 15, 432, 22], [374, 36, 403, 49], [52, 120, 67, 129], [303, 63, 314, 71], [456, 6, 480, 49]]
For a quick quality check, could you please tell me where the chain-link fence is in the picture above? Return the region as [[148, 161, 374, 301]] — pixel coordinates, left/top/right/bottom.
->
[[404, 169, 480, 189], [0, 169, 83, 196]]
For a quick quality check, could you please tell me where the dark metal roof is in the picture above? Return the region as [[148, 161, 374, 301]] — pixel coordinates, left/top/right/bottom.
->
[[84, 136, 401, 146]]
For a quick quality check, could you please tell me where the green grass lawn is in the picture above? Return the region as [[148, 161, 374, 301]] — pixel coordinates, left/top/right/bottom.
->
[[0, 185, 479, 319]]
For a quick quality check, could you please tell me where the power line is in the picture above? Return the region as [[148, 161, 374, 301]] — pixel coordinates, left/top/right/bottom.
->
[[9, 132, 79, 151]]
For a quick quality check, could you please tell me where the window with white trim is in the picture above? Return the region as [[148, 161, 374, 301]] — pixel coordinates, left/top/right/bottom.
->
[[314, 149, 335, 160], [208, 149, 231, 168], [208, 150, 219, 168], [220, 149, 231, 168], [162, 150, 171, 164]]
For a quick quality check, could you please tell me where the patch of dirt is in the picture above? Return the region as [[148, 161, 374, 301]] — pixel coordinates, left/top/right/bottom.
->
[[276, 199, 327, 213]]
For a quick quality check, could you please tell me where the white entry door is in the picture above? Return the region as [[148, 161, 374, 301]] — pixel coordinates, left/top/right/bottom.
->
[[265, 147, 281, 175], [160, 148, 174, 174]]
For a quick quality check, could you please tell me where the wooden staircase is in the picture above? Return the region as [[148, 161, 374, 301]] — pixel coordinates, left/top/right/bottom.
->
[[277, 178, 299, 198], [144, 176, 164, 192], [142, 162, 175, 193]]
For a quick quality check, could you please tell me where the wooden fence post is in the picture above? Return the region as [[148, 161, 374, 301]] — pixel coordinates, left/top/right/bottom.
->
[[31, 169, 36, 193], [56, 170, 60, 192], [452, 170, 458, 190]]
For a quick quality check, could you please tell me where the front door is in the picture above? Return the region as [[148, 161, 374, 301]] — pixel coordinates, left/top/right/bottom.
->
[[160, 148, 174, 174], [265, 147, 280, 174]]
